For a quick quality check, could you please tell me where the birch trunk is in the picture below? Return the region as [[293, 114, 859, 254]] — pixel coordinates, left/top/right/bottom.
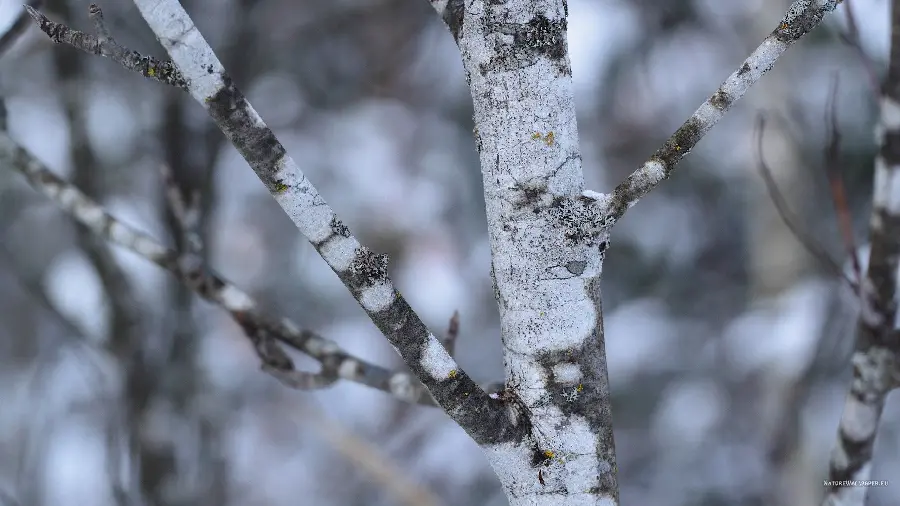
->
[[454, 1, 617, 503]]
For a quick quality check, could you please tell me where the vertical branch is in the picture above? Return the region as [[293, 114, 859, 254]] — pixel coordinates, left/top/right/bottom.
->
[[823, 2, 900, 505]]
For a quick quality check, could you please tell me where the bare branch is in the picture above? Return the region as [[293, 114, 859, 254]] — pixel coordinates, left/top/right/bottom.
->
[[24, 4, 188, 90], [822, 76, 862, 290], [0, 127, 443, 405], [159, 163, 204, 256], [754, 113, 850, 286], [598, 0, 841, 224], [823, 1, 900, 502]]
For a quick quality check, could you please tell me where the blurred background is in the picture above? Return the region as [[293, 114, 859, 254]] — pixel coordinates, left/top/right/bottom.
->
[[0, 0, 896, 504]]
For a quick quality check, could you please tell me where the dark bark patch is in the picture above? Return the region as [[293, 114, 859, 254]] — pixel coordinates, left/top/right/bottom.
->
[[205, 74, 287, 194]]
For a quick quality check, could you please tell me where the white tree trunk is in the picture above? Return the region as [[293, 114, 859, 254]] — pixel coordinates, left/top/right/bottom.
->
[[455, 1, 617, 503]]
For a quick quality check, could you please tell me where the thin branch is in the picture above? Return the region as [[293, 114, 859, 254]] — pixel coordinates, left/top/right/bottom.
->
[[754, 114, 851, 286], [24, 4, 187, 90], [823, 1, 900, 502], [822, 75, 862, 290], [597, 0, 842, 225], [0, 127, 442, 406]]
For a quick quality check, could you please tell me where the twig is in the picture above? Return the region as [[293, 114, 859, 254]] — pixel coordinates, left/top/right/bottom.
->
[[753, 114, 851, 286], [597, 0, 842, 224], [822, 76, 862, 291], [24, 4, 187, 90]]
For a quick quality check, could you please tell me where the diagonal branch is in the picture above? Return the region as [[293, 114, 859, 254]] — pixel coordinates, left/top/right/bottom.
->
[[597, 0, 841, 224], [0, 126, 444, 406], [24, 3, 514, 442], [97, 0, 511, 442], [24, 5, 187, 89]]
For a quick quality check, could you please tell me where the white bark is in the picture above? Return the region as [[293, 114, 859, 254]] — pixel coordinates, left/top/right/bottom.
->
[[11, 0, 844, 504], [455, 1, 615, 503]]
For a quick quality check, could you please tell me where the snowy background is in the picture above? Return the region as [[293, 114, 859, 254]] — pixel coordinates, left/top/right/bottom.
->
[[0, 0, 897, 505]]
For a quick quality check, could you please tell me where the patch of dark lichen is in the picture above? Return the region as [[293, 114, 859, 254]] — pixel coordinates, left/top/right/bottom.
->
[[773, 2, 835, 43], [348, 247, 389, 287], [443, 0, 465, 44], [516, 14, 567, 62], [653, 116, 704, 170], [330, 216, 351, 237], [206, 75, 287, 193], [548, 196, 603, 244], [709, 89, 731, 110], [738, 62, 751, 76]]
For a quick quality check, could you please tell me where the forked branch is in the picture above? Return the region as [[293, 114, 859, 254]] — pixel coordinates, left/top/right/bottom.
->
[[24, 3, 515, 443]]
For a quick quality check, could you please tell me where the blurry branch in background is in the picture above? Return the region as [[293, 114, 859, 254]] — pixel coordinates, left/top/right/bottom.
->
[[759, 289, 855, 506], [0, 0, 41, 59], [822, 0, 900, 501], [753, 76, 860, 293], [0, 120, 447, 406], [596, 0, 841, 224], [298, 407, 443, 506], [754, 114, 850, 287]]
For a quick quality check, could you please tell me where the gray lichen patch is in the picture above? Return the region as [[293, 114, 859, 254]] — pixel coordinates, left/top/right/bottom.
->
[[650, 115, 705, 172], [205, 74, 287, 194], [774, 0, 837, 43], [517, 14, 566, 62], [347, 247, 389, 287], [479, 13, 571, 75], [547, 195, 604, 244], [330, 216, 351, 238]]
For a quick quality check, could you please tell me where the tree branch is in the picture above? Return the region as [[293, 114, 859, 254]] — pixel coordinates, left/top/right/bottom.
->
[[24, 4, 187, 90], [23, 3, 516, 442], [0, 125, 445, 406], [823, 2, 900, 503], [596, 0, 842, 224]]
